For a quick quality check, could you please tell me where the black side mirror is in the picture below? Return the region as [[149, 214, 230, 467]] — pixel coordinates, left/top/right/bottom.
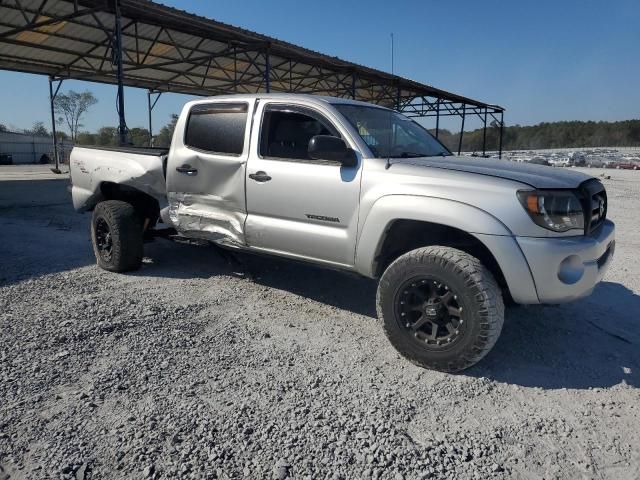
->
[[308, 135, 357, 167]]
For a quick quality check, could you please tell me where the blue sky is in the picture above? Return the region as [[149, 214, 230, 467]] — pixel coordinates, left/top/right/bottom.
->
[[0, 0, 638, 134]]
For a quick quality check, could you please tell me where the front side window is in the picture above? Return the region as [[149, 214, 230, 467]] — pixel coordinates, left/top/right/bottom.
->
[[334, 104, 450, 158], [260, 105, 340, 160], [185, 102, 248, 155]]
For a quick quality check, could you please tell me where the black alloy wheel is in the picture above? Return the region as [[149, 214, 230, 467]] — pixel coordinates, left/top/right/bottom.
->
[[94, 217, 113, 262], [396, 277, 465, 349]]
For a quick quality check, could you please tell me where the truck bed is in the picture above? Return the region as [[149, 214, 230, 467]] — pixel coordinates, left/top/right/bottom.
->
[[70, 145, 168, 212]]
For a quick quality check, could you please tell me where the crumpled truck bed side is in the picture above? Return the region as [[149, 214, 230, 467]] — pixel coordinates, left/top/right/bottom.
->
[[70, 146, 167, 212]]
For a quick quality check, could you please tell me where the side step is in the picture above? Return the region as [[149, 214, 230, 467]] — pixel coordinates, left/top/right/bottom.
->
[[144, 227, 208, 247], [168, 234, 209, 247]]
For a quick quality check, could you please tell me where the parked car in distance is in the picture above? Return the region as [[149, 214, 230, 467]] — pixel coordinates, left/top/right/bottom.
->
[[614, 162, 640, 170], [527, 156, 551, 166], [70, 94, 616, 372]]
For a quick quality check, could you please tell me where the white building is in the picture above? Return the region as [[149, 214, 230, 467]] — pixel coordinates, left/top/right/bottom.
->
[[0, 130, 73, 164]]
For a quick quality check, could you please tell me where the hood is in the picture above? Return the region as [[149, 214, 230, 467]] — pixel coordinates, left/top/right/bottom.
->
[[394, 155, 593, 189]]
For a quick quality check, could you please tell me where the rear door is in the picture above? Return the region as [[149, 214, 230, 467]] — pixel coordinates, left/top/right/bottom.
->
[[166, 99, 254, 246], [244, 101, 363, 267]]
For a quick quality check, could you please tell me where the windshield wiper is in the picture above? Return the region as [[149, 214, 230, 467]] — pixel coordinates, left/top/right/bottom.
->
[[389, 152, 428, 158], [389, 151, 450, 158], [424, 151, 450, 157]]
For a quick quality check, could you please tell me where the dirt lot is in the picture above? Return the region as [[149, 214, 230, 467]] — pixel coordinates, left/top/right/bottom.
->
[[1, 166, 638, 480]]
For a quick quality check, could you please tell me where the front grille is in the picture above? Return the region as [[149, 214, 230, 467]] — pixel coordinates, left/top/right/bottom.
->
[[580, 179, 607, 235]]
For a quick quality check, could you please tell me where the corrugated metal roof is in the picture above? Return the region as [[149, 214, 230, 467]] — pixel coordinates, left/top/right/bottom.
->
[[0, 0, 503, 111]]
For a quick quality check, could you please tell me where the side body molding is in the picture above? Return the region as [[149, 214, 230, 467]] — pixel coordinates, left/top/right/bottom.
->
[[354, 195, 540, 304]]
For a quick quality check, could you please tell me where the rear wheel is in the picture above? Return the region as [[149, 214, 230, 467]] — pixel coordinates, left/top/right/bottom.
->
[[377, 246, 504, 372], [91, 200, 143, 272]]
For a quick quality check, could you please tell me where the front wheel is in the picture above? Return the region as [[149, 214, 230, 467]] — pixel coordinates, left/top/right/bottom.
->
[[91, 200, 143, 272], [376, 246, 504, 372]]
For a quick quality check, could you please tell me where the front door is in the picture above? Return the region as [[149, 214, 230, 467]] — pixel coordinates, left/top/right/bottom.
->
[[165, 100, 254, 246], [245, 101, 362, 267]]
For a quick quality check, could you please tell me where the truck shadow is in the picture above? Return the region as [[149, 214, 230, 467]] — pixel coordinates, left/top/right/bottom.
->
[[138, 239, 379, 317], [470, 281, 640, 389], [141, 241, 639, 390]]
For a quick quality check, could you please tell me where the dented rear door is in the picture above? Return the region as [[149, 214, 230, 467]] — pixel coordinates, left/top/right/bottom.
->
[[166, 99, 254, 246]]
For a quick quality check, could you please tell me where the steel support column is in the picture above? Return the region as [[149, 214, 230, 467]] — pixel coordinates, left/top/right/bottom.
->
[[351, 73, 356, 100], [458, 104, 466, 155], [113, 0, 128, 145], [147, 90, 162, 146], [498, 111, 504, 159], [435, 99, 440, 139], [264, 49, 270, 93], [48, 76, 63, 174], [482, 107, 488, 157]]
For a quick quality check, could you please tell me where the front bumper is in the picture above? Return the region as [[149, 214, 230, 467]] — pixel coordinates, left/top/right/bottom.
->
[[516, 220, 615, 303]]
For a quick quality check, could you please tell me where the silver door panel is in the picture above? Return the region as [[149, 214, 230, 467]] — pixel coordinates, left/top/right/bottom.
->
[[245, 100, 362, 265]]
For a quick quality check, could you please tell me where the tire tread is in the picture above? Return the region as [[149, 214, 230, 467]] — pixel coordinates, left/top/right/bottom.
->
[[376, 246, 504, 372], [91, 200, 143, 272]]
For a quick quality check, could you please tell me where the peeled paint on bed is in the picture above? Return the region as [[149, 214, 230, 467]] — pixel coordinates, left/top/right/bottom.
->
[[69, 147, 168, 212]]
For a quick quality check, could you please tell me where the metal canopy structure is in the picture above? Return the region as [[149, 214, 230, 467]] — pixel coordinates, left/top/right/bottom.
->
[[0, 0, 505, 163]]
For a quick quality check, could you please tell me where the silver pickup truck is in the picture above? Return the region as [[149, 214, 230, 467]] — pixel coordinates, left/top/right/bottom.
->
[[70, 94, 615, 372]]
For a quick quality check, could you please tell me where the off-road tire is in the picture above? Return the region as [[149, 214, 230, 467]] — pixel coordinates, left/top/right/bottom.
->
[[376, 246, 504, 372], [91, 200, 143, 272]]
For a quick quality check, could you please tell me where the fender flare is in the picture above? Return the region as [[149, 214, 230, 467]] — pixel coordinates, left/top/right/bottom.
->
[[354, 194, 539, 303]]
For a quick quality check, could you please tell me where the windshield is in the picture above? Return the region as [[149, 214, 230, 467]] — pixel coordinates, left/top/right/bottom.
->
[[334, 104, 451, 158]]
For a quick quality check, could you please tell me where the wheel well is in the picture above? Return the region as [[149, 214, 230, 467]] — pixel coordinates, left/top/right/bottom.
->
[[374, 219, 509, 295], [99, 182, 160, 226]]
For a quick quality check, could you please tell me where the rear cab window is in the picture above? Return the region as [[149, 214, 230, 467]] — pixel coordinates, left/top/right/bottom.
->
[[184, 102, 249, 155]]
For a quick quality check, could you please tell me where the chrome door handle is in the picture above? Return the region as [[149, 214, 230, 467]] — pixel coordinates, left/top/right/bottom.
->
[[249, 171, 272, 182], [176, 164, 198, 176]]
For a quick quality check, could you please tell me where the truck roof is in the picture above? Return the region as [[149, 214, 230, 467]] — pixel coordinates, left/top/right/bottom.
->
[[185, 93, 390, 110]]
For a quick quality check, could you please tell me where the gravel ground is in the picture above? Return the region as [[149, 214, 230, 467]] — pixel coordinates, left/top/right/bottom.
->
[[1, 167, 639, 480]]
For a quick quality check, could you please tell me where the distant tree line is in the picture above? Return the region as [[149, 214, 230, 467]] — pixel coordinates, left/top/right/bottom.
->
[[74, 114, 179, 148], [76, 117, 640, 151], [432, 119, 640, 153]]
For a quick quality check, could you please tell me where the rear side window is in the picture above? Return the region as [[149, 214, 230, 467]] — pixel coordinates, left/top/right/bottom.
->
[[185, 102, 248, 155]]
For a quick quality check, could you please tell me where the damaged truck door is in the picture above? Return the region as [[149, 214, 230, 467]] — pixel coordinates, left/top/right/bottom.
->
[[166, 100, 254, 246]]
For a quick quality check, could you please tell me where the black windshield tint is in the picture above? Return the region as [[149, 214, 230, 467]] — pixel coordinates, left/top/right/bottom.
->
[[334, 104, 450, 158]]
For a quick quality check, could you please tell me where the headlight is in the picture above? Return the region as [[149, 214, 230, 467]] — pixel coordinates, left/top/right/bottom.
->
[[517, 190, 584, 232]]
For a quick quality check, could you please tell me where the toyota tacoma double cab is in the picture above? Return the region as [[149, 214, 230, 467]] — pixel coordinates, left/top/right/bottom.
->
[[70, 94, 615, 372]]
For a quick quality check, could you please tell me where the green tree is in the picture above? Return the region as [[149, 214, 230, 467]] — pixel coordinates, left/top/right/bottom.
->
[[128, 127, 151, 147], [76, 132, 97, 145], [53, 90, 98, 141], [26, 121, 49, 136], [154, 114, 179, 147], [55, 131, 69, 142], [432, 119, 640, 153], [96, 127, 118, 146]]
